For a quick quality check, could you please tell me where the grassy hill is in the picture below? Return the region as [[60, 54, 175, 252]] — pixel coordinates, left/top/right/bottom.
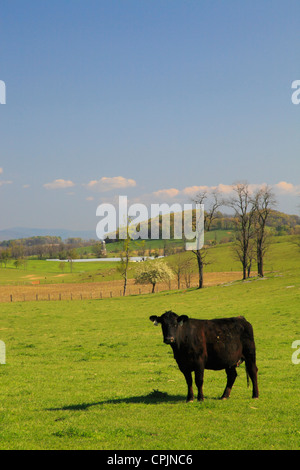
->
[[0, 235, 299, 449]]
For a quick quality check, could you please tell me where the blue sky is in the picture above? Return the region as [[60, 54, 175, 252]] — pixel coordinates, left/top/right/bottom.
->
[[1, 0, 300, 233]]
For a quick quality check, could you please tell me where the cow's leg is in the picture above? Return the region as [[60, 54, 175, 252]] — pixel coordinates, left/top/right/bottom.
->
[[194, 366, 204, 401], [182, 370, 194, 402], [221, 367, 237, 399], [245, 358, 259, 398]]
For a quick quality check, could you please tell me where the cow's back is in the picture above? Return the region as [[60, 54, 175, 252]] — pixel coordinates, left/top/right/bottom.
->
[[203, 316, 254, 370], [175, 316, 255, 371]]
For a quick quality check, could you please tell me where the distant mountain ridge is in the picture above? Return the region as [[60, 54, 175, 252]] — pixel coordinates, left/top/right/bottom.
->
[[0, 227, 97, 242]]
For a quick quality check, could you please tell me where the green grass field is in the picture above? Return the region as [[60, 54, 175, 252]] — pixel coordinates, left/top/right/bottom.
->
[[0, 237, 299, 449], [0, 259, 122, 285], [0, 235, 296, 286]]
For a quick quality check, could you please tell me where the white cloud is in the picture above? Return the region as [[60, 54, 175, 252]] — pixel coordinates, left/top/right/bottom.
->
[[86, 176, 136, 192], [216, 183, 234, 194], [43, 179, 75, 190], [182, 184, 235, 197], [274, 181, 300, 195], [153, 188, 180, 198], [121, 181, 300, 218], [150, 182, 284, 203], [182, 185, 210, 196], [0, 168, 12, 187]]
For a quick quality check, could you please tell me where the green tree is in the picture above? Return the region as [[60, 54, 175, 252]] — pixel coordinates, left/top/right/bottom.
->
[[0, 248, 11, 267], [92, 241, 107, 258], [14, 258, 27, 270], [59, 262, 66, 273], [67, 248, 78, 273], [9, 241, 24, 259]]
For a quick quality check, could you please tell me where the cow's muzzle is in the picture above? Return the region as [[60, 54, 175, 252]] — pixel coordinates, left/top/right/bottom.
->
[[164, 337, 175, 344]]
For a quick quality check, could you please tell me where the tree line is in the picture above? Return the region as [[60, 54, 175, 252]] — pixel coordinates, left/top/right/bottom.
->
[[107, 205, 300, 242], [191, 183, 278, 287], [0, 237, 95, 265], [131, 183, 281, 293]]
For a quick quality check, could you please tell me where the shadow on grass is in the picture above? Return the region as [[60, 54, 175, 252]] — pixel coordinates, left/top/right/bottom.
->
[[46, 390, 186, 411]]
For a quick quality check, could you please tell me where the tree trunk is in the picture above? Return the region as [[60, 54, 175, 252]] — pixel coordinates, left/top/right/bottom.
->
[[259, 257, 263, 277], [196, 250, 204, 289], [151, 282, 156, 293], [247, 261, 251, 278], [123, 274, 127, 296], [257, 239, 264, 277], [242, 263, 247, 280]]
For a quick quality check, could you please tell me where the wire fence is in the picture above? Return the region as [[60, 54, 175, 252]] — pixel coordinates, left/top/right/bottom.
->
[[0, 272, 244, 303]]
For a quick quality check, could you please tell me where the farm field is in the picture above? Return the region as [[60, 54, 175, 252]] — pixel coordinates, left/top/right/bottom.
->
[[0, 236, 296, 299], [0, 237, 299, 449], [0, 272, 243, 302], [0, 238, 243, 301]]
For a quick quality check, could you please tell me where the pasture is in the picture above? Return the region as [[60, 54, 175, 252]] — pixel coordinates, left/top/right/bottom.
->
[[0, 257, 299, 449]]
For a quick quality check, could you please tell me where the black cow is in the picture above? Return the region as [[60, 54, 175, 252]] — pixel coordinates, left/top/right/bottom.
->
[[149, 310, 259, 401]]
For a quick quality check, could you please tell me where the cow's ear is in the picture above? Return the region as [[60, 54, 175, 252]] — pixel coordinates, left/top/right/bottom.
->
[[177, 315, 189, 326], [150, 315, 160, 326]]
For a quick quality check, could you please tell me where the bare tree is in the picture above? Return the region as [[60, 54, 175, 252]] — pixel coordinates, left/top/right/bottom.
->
[[67, 248, 78, 273], [192, 190, 223, 288], [251, 185, 276, 277], [169, 252, 194, 289], [183, 258, 194, 288], [228, 183, 257, 280], [118, 238, 130, 296], [117, 219, 133, 296]]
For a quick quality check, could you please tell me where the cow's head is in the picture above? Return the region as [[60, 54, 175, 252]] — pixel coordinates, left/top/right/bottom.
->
[[149, 311, 189, 345]]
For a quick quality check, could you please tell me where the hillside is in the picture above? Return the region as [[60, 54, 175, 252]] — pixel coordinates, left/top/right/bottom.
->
[[0, 227, 97, 242], [0, 235, 298, 302]]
